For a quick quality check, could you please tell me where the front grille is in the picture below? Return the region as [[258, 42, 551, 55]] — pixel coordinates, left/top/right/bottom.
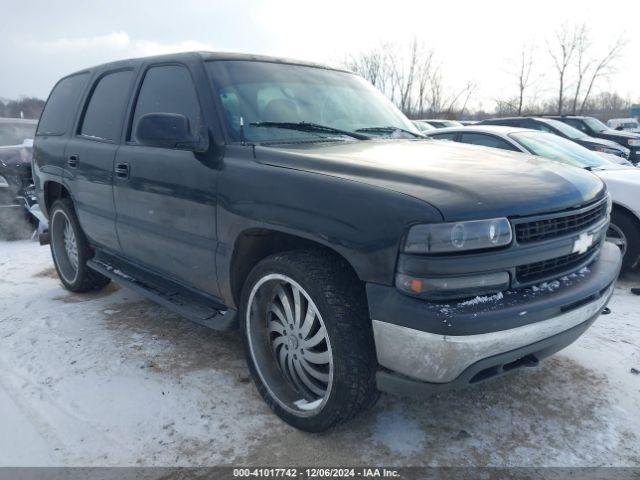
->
[[516, 244, 599, 283], [515, 201, 606, 244]]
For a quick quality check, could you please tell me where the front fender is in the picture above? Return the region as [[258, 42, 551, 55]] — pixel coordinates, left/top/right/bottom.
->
[[216, 146, 442, 306]]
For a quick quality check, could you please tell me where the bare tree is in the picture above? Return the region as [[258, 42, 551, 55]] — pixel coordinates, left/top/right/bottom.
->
[[512, 44, 536, 115], [571, 24, 591, 114], [578, 35, 626, 114], [547, 24, 580, 114]]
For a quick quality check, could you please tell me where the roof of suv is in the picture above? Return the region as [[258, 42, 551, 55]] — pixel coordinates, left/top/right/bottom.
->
[[66, 51, 347, 77]]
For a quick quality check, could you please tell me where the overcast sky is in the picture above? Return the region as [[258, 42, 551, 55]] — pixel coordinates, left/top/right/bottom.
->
[[1, 0, 639, 110]]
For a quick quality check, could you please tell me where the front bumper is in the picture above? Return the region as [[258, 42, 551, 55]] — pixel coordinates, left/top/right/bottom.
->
[[368, 241, 621, 393]]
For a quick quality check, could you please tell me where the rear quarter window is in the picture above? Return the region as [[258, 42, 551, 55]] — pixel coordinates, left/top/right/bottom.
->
[[80, 70, 134, 142], [37, 73, 89, 136]]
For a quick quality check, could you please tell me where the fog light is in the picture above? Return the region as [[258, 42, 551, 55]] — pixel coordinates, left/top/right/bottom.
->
[[396, 271, 510, 301]]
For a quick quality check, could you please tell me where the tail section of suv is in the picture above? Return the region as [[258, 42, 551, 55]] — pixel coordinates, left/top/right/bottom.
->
[[33, 52, 621, 432]]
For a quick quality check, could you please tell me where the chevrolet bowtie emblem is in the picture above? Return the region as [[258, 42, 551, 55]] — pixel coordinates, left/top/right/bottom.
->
[[572, 232, 594, 255]]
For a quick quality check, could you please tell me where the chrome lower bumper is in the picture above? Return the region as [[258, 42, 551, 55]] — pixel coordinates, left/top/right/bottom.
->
[[372, 283, 614, 384]]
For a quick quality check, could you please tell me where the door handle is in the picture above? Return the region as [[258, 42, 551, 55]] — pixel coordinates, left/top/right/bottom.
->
[[115, 162, 130, 179], [67, 154, 79, 168]]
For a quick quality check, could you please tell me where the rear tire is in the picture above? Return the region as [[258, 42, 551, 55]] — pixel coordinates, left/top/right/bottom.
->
[[49, 198, 110, 292], [608, 209, 640, 272], [240, 250, 379, 432]]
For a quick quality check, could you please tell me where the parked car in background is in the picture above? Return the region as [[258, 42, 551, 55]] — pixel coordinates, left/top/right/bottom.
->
[[418, 119, 463, 128], [0, 118, 44, 239], [545, 115, 640, 164], [606, 118, 640, 133], [33, 52, 620, 432], [459, 120, 478, 126], [477, 117, 631, 161], [425, 125, 640, 271], [596, 151, 636, 167], [412, 120, 436, 132]]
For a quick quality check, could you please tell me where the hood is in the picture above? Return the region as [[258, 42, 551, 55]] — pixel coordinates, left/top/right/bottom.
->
[[600, 129, 640, 140], [0, 144, 32, 170], [255, 139, 605, 221], [580, 136, 629, 151]]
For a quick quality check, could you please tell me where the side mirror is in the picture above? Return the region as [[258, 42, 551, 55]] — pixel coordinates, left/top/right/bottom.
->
[[615, 126, 624, 131], [135, 113, 207, 151]]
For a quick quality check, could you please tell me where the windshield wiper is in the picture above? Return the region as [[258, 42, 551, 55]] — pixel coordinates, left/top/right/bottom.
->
[[249, 122, 370, 141], [355, 126, 424, 138]]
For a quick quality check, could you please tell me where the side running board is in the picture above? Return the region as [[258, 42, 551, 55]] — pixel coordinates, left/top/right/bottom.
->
[[87, 258, 236, 331]]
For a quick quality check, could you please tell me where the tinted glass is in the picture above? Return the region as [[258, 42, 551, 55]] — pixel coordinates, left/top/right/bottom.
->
[[584, 117, 609, 133], [431, 132, 457, 140], [460, 132, 518, 151], [563, 118, 589, 133], [540, 118, 586, 139], [526, 120, 552, 132], [37, 73, 89, 136], [131, 65, 201, 141], [207, 60, 419, 142], [80, 70, 133, 141]]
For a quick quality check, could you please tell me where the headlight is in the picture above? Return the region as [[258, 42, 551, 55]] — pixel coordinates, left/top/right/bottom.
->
[[404, 218, 512, 254], [606, 193, 612, 216], [0, 175, 9, 188], [628, 139, 640, 147]]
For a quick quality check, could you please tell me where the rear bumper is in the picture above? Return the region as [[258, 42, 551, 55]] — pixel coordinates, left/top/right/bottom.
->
[[368, 242, 621, 392]]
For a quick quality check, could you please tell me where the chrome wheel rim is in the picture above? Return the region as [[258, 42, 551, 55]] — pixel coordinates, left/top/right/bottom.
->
[[607, 223, 627, 257], [246, 274, 333, 416], [51, 210, 79, 284]]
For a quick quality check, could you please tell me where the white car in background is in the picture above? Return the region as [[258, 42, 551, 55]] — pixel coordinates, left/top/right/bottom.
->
[[607, 118, 640, 133], [424, 125, 640, 271]]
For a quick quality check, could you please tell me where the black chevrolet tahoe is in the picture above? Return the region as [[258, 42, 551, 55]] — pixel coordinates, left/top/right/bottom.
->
[[33, 52, 622, 432]]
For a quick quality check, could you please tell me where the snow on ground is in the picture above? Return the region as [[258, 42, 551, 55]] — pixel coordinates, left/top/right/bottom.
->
[[0, 240, 639, 467]]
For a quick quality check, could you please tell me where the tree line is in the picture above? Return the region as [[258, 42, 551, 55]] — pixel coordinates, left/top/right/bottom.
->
[[342, 23, 633, 121], [0, 97, 45, 120]]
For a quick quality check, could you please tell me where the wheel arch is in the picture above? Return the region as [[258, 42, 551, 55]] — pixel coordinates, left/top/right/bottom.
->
[[612, 202, 640, 225], [43, 180, 72, 216], [227, 228, 362, 308]]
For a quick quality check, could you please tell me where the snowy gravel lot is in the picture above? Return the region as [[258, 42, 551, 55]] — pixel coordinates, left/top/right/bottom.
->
[[1, 239, 639, 467]]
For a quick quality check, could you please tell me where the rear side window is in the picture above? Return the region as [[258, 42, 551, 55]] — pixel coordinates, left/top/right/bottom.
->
[[431, 132, 457, 141], [80, 70, 134, 141], [130, 65, 201, 142], [460, 133, 519, 151], [526, 120, 552, 133], [37, 73, 89, 136], [564, 119, 588, 133]]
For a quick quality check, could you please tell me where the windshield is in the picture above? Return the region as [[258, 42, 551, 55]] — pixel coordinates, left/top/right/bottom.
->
[[584, 117, 609, 133], [509, 131, 609, 169], [207, 61, 420, 143], [542, 118, 586, 140], [0, 122, 36, 147]]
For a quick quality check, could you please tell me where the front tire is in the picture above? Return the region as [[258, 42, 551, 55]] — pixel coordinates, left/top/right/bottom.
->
[[49, 198, 110, 292], [240, 250, 378, 432], [608, 209, 640, 272]]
